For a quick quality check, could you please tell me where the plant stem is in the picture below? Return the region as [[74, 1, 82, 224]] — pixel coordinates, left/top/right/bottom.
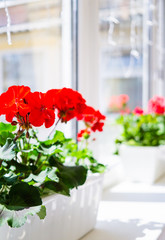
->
[[48, 118, 61, 138], [35, 162, 48, 174], [14, 130, 24, 142], [35, 152, 42, 166]]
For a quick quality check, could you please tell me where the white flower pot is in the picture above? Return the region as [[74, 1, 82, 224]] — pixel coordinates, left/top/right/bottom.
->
[[119, 145, 165, 183], [0, 174, 103, 240]]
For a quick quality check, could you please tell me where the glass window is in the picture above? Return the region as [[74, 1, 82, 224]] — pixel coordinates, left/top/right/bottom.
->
[[0, 0, 71, 93], [99, 0, 143, 114]]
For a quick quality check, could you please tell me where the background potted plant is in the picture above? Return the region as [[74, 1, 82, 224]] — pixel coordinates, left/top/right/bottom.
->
[[115, 95, 165, 183], [0, 85, 106, 240]]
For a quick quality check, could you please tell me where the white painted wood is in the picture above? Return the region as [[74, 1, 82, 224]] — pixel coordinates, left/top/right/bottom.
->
[[61, 0, 72, 88], [78, 0, 100, 109]]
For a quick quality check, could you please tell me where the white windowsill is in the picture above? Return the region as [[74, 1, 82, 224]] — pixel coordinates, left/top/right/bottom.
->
[[81, 174, 165, 240]]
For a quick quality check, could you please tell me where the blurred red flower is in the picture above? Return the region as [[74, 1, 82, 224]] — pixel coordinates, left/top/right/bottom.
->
[[108, 94, 129, 113], [133, 106, 144, 115], [119, 94, 129, 105], [148, 96, 165, 115]]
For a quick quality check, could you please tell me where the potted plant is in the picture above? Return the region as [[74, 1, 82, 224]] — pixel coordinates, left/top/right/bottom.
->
[[115, 96, 165, 183], [0, 85, 106, 239]]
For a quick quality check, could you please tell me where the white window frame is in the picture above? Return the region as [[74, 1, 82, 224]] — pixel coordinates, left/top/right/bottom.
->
[[143, 0, 165, 108], [78, 0, 100, 109]]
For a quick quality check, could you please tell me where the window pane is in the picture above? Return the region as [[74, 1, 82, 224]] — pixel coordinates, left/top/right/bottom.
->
[[99, 0, 143, 113], [0, 0, 69, 93], [94, 0, 144, 164]]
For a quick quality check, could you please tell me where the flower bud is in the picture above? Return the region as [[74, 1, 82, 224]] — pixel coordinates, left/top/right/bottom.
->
[[11, 121, 17, 126]]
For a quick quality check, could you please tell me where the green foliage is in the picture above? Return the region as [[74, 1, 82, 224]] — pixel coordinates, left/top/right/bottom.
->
[[36, 205, 46, 220], [0, 205, 45, 228], [0, 123, 104, 228], [0, 123, 16, 146], [0, 139, 16, 161], [0, 123, 17, 133], [62, 138, 106, 173], [116, 114, 165, 146], [42, 130, 65, 146], [55, 163, 88, 189], [7, 183, 42, 211]]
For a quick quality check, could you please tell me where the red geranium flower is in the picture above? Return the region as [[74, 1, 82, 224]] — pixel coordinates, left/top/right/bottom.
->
[[78, 105, 106, 132], [148, 96, 165, 115], [44, 89, 60, 110], [46, 88, 86, 122], [77, 106, 95, 122], [25, 91, 55, 128], [0, 85, 31, 122], [91, 110, 106, 132], [133, 106, 144, 115]]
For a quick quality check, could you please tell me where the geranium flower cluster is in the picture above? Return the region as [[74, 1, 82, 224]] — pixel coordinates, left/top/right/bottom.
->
[[77, 105, 106, 141], [148, 96, 165, 115], [133, 96, 165, 116], [0, 85, 105, 140]]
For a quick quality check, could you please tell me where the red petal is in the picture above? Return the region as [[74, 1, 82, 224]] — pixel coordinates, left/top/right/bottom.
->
[[29, 109, 44, 127]]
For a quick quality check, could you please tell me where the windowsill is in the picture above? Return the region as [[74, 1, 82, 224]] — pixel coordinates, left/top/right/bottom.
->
[[102, 155, 125, 189], [81, 175, 165, 240]]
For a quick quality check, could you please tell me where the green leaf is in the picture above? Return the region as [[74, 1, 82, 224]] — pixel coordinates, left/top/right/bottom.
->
[[36, 205, 46, 220], [49, 156, 88, 188], [90, 163, 106, 173], [47, 168, 58, 181], [0, 172, 18, 186], [44, 181, 70, 196], [37, 144, 61, 156], [49, 155, 63, 165], [7, 182, 42, 210], [8, 160, 29, 173], [0, 169, 6, 178], [43, 130, 65, 146], [26, 149, 39, 162], [0, 139, 16, 161], [24, 170, 48, 183], [0, 205, 45, 228], [55, 161, 87, 189], [0, 132, 15, 146], [0, 123, 17, 133]]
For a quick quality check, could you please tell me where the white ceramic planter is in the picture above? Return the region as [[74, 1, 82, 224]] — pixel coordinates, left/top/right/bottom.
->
[[0, 174, 103, 240], [119, 145, 165, 183]]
